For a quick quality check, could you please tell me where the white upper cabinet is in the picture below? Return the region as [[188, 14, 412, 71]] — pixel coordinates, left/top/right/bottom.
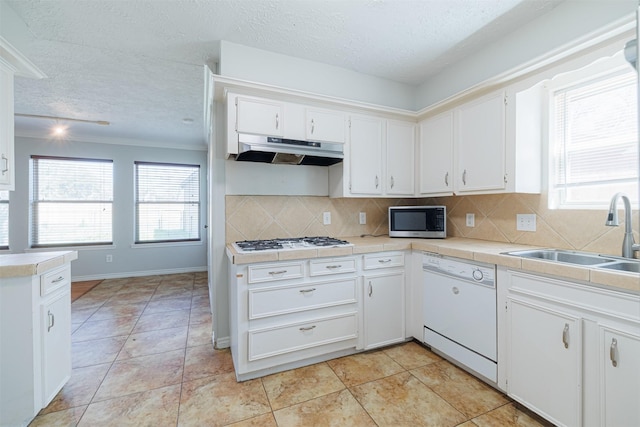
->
[[235, 96, 284, 137], [349, 114, 384, 195], [386, 119, 415, 195], [455, 90, 506, 193], [418, 111, 454, 196], [306, 108, 346, 143], [0, 38, 45, 192]]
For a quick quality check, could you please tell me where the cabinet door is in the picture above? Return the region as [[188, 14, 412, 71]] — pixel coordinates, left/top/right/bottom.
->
[[41, 288, 71, 406], [363, 271, 405, 349], [306, 108, 345, 143], [419, 112, 453, 195], [0, 63, 15, 190], [386, 120, 415, 195], [456, 91, 506, 193], [349, 115, 383, 195], [507, 298, 581, 427], [236, 97, 284, 136], [599, 326, 640, 427]]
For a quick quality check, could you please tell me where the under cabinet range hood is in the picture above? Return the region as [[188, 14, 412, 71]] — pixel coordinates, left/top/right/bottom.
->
[[235, 134, 344, 166]]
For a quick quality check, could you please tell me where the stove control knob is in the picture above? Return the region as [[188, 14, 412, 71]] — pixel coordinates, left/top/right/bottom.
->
[[472, 268, 484, 281]]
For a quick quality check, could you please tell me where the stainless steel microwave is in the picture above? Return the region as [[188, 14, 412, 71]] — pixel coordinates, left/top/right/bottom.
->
[[388, 206, 446, 238]]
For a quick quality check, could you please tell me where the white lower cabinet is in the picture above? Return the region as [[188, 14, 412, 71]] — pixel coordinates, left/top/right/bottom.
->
[[229, 256, 360, 381], [228, 250, 409, 380], [1, 263, 72, 427], [41, 287, 72, 405], [599, 325, 640, 427], [362, 252, 405, 350], [507, 297, 582, 427], [499, 268, 640, 427]]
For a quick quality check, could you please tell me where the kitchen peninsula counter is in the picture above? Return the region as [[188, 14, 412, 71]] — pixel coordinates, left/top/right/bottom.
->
[[226, 237, 639, 294], [0, 251, 78, 278]]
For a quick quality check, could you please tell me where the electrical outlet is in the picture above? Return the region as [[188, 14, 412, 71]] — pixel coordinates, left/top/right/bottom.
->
[[106, 254, 113, 263], [517, 214, 537, 232], [323, 212, 331, 225], [466, 213, 475, 227], [359, 212, 366, 225]]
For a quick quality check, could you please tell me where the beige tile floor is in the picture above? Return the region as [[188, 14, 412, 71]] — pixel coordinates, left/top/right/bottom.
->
[[30, 273, 551, 427]]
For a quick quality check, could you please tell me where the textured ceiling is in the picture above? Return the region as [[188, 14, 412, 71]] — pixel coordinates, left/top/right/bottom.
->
[[4, 0, 563, 148]]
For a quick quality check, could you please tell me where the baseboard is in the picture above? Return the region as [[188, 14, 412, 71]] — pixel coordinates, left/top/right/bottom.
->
[[215, 336, 231, 349], [72, 266, 208, 282]]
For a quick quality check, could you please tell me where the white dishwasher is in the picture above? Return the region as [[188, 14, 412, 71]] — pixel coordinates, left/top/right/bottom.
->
[[422, 253, 497, 384]]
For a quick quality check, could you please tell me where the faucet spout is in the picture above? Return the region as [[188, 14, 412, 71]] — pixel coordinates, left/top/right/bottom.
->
[[605, 192, 639, 258]]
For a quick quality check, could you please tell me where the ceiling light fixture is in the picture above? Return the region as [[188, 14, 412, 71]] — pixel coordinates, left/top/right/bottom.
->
[[15, 113, 110, 126]]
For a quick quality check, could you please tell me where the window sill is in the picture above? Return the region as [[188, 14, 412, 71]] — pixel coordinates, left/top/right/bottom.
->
[[130, 241, 203, 249], [25, 244, 116, 252]]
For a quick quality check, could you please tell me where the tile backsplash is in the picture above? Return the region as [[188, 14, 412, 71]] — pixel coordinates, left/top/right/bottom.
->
[[226, 194, 639, 258]]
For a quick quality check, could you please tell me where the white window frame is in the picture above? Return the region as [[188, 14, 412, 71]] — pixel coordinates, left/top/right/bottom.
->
[[30, 156, 113, 248], [134, 161, 201, 245], [547, 51, 639, 210]]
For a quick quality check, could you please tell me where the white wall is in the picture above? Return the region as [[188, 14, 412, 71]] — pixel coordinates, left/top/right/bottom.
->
[[219, 40, 416, 110], [415, 0, 637, 109], [9, 137, 208, 280]]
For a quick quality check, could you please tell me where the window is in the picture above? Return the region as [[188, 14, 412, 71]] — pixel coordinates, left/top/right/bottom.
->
[[0, 191, 8, 250], [135, 162, 200, 244], [549, 54, 639, 209], [31, 156, 113, 247]]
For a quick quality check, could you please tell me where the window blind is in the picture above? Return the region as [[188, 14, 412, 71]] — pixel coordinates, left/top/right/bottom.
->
[[552, 68, 639, 208], [0, 191, 8, 250], [135, 162, 200, 244], [31, 156, 113, 247]]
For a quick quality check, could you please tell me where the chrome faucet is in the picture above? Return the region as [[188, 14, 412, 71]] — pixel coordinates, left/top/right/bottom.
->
[[605, 192, 640, 258]]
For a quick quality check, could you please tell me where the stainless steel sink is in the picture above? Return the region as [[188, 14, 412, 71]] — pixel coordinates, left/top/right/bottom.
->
[[504, 249, 640, 273], [504, 249, 615, 266], [597, 261, 640, 273]]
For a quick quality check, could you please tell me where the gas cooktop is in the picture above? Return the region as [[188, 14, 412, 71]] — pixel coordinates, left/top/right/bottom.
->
[[233, 236, 352, 253]]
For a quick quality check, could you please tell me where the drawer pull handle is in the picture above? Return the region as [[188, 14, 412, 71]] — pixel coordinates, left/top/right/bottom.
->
[[268, 270, 287, 275], [325, 265, 342, 269], [368, 281, 373, 297], [299, 325, 316, 332], [299, 288, 316, 293], [51, 276, 65, 283], [378, 259, 392, 263], [310, 119, 315, 134], [610, 338, 618, 367], [1, 154, 7, 175], [275, 113, 279, 130], [562, 323, 570, 349], [47, 310, 55, 332]]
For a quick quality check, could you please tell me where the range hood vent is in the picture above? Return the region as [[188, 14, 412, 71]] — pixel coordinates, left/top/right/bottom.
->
[[235, 134, 343, 166]]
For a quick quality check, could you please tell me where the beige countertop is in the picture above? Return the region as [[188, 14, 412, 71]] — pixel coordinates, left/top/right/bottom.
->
[[0, 251, 79, 278], [226, 237, 639, 294]]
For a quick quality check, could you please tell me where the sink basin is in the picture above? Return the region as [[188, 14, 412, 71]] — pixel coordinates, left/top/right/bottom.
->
[[504, 249, 615, 266], [597, 261, 640, 273]]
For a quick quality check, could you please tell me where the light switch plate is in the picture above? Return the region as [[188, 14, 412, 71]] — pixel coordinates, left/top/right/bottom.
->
[[466, 213, 475, 227], [517, 214, 536, 231], [323, 212, 331, 225]]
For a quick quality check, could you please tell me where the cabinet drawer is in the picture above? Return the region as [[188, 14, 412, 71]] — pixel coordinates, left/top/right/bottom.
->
[[364, 252, 404, 270], [309, 258, 356, 276], [248, 313, 357, 361], [40, 265, 71, 296], [248, 262, 304, 284], [249, 278, 357, 319]]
